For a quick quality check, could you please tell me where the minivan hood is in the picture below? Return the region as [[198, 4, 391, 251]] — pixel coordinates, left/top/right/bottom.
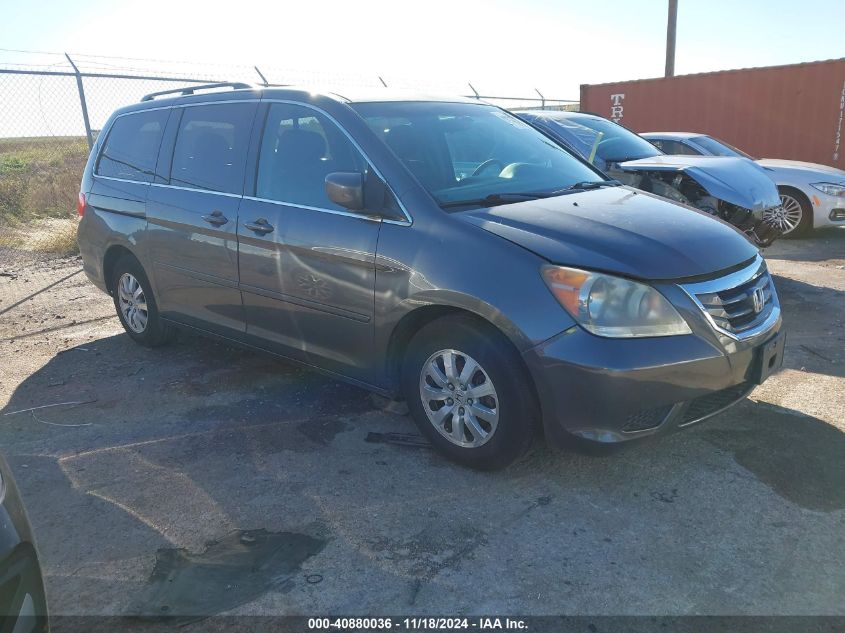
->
[[458, 186, 758, 280], [618, 155, 781, 212]]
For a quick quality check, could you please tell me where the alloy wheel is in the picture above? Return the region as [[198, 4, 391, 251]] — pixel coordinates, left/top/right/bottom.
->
[[765, 194, 804, 234], [117, 272, 149, 333], [418, 348, 500, 448]]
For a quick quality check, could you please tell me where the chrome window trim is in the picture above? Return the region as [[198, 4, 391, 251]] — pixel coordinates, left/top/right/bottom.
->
[[93, 174, 151, 186], [93, 98, 414, 225], [261, 98, 413, 226], [95, 176, 395, 219], [241, 196, 381, 222], [680, 255, 781, 341], [150, 182, 244, 199], [111, 105, 173, 118], [172, 99, 261, 108]]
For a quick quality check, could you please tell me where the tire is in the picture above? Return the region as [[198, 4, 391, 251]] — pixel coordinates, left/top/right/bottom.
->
[[401, 314, 537, 470], [110, 254, 174, 347], [770, 187, 812, 238]]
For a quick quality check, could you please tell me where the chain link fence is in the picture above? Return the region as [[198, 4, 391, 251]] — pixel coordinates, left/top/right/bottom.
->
[[0, 53, 577, 258], [0, 53, 578, 343], [0, 65, 231, 241]]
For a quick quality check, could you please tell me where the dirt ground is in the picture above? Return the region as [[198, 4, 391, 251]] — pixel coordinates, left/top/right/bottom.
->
[[0, 229, 843, 624]]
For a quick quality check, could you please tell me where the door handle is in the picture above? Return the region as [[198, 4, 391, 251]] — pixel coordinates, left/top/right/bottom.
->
[[243, 218, 274, 235], [202, 210, 229, 226]]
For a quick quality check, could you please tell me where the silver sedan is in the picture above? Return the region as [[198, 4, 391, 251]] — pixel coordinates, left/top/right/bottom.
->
[[642, 132, 845, 237]]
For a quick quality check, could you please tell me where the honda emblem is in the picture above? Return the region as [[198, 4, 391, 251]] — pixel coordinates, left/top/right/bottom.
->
[[752, 287, 765, 314]]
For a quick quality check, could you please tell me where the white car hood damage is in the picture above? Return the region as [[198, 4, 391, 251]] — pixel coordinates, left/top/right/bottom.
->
[[618, 155, 782, 213]]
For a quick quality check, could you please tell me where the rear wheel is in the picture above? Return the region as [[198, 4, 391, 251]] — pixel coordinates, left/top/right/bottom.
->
[[402, 315, 536, 470], [110, 254, 174, 347], [766, 187, 812, 237]]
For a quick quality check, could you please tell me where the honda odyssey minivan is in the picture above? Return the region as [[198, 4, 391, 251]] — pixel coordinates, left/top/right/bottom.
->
[[77, 84, 785, 469]]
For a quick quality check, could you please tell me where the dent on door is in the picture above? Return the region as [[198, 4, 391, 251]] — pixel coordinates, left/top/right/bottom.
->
[[238, 200, 381, 382], [146, 187, 245, 334], [146, 100, 258, 336]]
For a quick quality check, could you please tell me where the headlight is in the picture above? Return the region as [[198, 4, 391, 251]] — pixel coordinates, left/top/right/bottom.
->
[[811, 182, 845, 197], [541, 266, 691, 338]]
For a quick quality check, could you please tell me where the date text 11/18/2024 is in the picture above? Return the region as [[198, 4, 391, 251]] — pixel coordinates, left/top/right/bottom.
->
[[307, 617, 528, 630]]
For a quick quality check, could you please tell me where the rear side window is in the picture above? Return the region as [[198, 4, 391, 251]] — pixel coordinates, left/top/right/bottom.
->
[[97, 109, 168, 182], [255, 103, 367, 210], [170, 103, 255, 194]]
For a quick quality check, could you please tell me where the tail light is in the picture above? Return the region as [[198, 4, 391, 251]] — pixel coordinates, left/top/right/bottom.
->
[[77, 192, 86, 217]]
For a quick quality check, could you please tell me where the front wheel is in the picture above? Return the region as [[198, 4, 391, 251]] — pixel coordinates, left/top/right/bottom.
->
[[766, 188, 812, 238], [402, 315, 537, 470]]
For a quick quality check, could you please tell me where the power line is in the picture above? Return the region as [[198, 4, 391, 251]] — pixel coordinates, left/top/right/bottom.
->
[[0, 47, 64, 56], [0, 48, 252, 71]]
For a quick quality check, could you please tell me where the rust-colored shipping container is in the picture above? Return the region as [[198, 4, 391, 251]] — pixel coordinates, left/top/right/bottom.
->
[[580, 58, 845, 168]]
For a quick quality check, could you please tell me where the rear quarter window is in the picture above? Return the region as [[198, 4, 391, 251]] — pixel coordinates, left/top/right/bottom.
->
[[96, 109, 169, 182]]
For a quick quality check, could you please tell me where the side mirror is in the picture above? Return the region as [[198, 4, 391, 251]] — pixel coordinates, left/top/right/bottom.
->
[[325, 172, 364, 211]]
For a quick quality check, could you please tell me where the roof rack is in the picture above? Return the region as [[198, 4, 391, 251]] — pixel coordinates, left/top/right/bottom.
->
[[140, 82, 253, 102]]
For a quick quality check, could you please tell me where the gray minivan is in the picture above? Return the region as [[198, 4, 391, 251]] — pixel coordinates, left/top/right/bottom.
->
[[77, 84, 785, 469]]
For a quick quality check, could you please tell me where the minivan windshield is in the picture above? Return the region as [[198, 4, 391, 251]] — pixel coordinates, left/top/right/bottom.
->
[[351, 102, 609, 208], [547, 115, 661, 164]]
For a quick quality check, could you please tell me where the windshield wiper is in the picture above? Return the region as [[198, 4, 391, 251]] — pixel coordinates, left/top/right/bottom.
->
[[440, 181, 621, 209], [440, 192, 553, 209], [564, 179, 621, 191]]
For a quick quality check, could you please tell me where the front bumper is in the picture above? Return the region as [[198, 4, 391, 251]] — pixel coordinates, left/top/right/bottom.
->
[[810, 190, 845, 228], [523, 317, 783, 446]]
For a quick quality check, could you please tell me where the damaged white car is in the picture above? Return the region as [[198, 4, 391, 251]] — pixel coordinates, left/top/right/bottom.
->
[[642, 131, 845, 237], [517, 111, 783, 246]]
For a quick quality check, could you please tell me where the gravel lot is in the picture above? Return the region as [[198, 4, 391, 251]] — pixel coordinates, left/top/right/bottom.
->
[[0, 229, 843, 624]]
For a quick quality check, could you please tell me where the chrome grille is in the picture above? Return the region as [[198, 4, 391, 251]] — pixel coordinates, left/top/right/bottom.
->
[[681, 255, 780, 339], [698, 273, 773, 332]]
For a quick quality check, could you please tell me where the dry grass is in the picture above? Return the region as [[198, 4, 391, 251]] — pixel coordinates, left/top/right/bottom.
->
[[0, 227, 24, 250], [0, 136, 88, 224], [31, 218, 80, 255], [0, 218, 79, 256], [0, 137, 86, 258]]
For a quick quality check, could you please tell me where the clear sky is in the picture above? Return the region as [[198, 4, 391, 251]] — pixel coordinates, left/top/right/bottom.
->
[[1, 0, 843, 100]]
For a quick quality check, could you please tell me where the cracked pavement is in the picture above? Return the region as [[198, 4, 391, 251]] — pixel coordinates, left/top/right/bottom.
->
[[0, 229, 843, 622]]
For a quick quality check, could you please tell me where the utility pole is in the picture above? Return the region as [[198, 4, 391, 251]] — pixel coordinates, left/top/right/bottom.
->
[[665, 0, 678, 77]]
